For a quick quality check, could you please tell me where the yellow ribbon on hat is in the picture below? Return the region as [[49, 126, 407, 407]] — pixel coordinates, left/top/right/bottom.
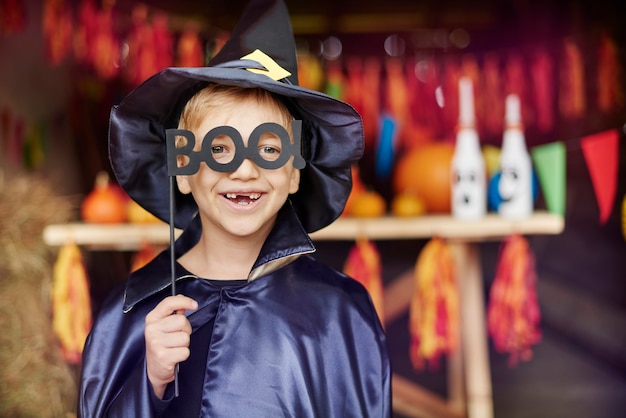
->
[[241, 49, 291, 81]]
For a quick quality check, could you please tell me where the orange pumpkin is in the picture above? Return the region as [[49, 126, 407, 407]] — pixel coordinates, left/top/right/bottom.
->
[[393, 143, 454, 213], [81, 171, 128, 223], [391, 192, 426, 217], [349, 190, 387, 218]]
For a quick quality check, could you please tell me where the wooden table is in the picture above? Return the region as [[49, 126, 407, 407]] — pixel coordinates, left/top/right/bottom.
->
[[43, 211, 564, 418]]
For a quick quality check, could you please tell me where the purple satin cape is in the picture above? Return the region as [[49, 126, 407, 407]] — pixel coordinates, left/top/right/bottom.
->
[[78, 207, 391, 417]]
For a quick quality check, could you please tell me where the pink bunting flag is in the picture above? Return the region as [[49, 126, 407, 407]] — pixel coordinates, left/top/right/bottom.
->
[[581, 129, 619, 224]]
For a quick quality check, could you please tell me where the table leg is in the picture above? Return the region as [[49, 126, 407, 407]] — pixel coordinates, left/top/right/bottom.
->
[[451, 242, 494, 418]]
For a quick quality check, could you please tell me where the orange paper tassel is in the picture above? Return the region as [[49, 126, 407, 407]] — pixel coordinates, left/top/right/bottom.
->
[[487, 234, 541, 366], [559, 38, 586, 119], [42, 0, 73, 65], [409, 237, 458, 370], [52, 242, 93, 365], [343, 237, 385, 324], [176, 26, 204, 67]]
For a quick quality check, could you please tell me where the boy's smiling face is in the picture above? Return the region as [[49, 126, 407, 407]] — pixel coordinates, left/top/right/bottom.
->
[[176, 94, 300, 241]]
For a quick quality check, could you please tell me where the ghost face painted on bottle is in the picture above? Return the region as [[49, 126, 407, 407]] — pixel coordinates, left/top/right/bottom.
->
[[176, 95, 301, 242]]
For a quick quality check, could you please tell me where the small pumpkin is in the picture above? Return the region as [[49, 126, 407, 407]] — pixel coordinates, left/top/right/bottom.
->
[[349, 190, 387, 218], [81, 171, 128, 223], [391, 192, 426, 217], [393, 143, 454, 213]]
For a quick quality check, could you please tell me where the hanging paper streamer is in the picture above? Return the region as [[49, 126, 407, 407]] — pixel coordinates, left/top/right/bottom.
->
[[124, 5, 157, 86], [504, 53, 525, 99], [123, 8, 173, 86], [385, 58, 417, 150], [92, 3, 120, 80], [597, 33, 624, 112], [482, 52, 504, 137], [530, 50, 555, 133], [344, 57, 365, 119], [153, 11, 174, 72], [559, 38, 586, 120], [52, 242, 93, 365], [73, 0, 97, 66], [42, 0, 73, 65], [441, 56, 461, 136], [531, 141, 566, 216], [343, 237, 385, 324], [385, 59, 409, 127], [409, 237, 458, 370], [411, 56, 439, 140], [581, 129, 619, 224], [487, 234, 541, 366], [505, 52, 536, 131], [176, 25, 204, 67]]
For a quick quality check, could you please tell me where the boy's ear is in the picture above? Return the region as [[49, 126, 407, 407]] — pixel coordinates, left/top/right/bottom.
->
[[289, 167, 300, 195], [176, 175, 192, 195]]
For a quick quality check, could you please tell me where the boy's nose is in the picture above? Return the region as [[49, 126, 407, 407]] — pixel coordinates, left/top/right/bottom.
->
[[229, 157, 260, 180]]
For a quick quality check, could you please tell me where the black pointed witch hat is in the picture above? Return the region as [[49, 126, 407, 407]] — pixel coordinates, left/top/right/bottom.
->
[[108, 0, 363, 233]]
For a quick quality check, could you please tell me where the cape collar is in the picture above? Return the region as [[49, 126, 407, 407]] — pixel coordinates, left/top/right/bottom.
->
[[123, 203, 316, 312]]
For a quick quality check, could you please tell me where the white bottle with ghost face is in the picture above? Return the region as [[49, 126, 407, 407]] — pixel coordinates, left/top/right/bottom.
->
[[451, 77, 486, 220], [498, 94, 533, 219]]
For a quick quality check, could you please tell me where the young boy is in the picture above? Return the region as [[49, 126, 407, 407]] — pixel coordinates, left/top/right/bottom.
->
[[79, 0, 390, 416]]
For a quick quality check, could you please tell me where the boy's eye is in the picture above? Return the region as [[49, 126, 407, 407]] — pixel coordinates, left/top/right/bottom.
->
[[259, 145, 279, 154], [210, 136, 235, 163], [258, 133, 283, 161]]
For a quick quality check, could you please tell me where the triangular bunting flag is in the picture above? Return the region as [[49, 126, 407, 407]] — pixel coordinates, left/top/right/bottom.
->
[[581, 129, 619, 224], [531, 142, 566, 216]]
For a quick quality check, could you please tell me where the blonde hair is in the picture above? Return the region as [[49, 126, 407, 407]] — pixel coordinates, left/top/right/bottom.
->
[[178, 83, 294, 133]]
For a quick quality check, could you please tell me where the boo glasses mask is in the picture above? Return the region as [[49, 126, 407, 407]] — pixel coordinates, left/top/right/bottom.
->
[[166, 120, 306, 175]]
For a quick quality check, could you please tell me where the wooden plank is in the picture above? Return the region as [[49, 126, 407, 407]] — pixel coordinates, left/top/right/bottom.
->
[[42, 222, 181, 251], [451, 242, 494, 418], [42, 212, 564, 249], [312, 212, 564, 241]]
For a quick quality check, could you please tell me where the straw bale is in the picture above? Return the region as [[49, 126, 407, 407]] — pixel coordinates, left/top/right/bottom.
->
[[0, 170, 80, 418]]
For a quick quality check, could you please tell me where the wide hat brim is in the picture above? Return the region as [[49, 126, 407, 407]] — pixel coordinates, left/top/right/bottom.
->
[[109, 0, 363, 233], [109, 62, 363, 233]]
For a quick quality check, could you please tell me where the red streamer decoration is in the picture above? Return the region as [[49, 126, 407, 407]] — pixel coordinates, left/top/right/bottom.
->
[[487, 234, 541, 366], [42, 0, 73, 65], [530, 50, 555, 133], [409, 237, 458, 370], [343, 237, 385, 325], [559, 38, 586, 120], [597, 33, 624, 112]]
